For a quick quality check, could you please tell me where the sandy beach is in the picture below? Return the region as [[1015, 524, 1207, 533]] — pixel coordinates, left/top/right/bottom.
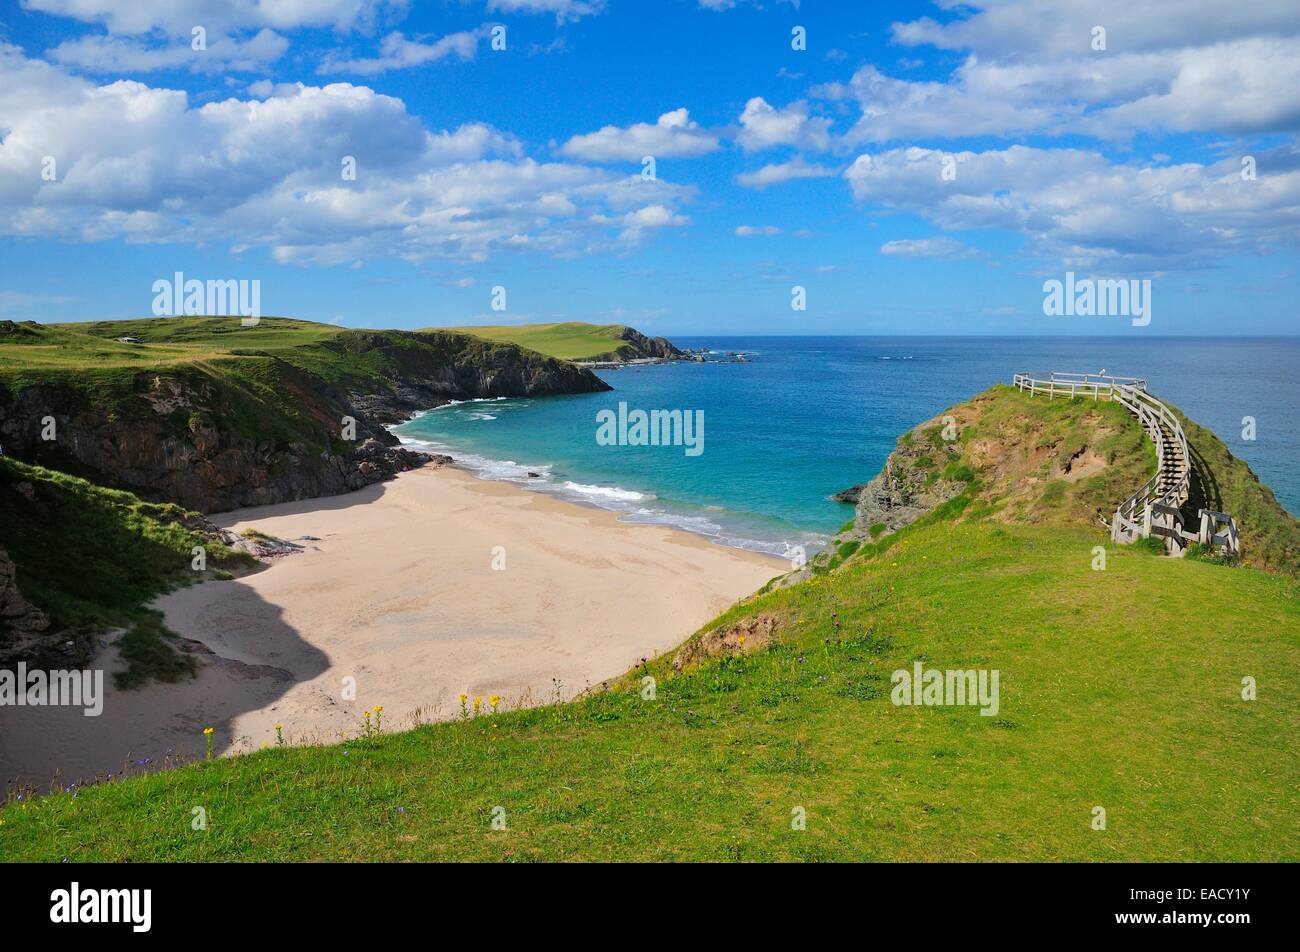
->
[[0, 466, 782, 785]]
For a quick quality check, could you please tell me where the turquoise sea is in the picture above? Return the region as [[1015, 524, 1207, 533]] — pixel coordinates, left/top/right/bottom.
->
[[392, 337, 1300, 557]]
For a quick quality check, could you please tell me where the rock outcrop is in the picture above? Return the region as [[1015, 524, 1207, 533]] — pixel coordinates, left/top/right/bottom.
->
[[342, 330, 612, 422], [614, 326, 683, 361], [580, 325, 687, 363], [848, 447, 967, 540], [0, 546, 66, 668], [786, 387, 1166, 585]]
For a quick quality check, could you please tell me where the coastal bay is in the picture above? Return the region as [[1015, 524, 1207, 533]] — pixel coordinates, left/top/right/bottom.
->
[[0, 465, 781, 785]]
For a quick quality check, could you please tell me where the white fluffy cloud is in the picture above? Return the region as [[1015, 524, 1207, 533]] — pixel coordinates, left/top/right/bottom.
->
[[845, 145, 1300, 270], [736, 97, 832, 152], [20, 0, 404, 34], [880, 237, 976, 260], [0, 45, 694, 264], [558, 108, 720, 162], [826, 38, 1300, 143], [318, 29, 482, 75], [612, 204, 690, 243], [814, 1, 1300, 143], [49, 29, 289, 73], [736, 156, 837, 189], [1088, 38, 1300, 137], [718, 0, 1299, 274], [486, 0, 605, 23], [735, 224, 780, 237], [892, 0, 1300, 58], [22, 0, 412, 74]]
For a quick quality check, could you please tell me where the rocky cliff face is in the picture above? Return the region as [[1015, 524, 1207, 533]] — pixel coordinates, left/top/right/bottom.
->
[[614, 326, 683, 360], [0, 362, 407, 513], [847, 440, 968, 539], [345, 330, 611, 423], [0, 328, 610, 514], [582, 325, 686, 362], [0, 546, 69, 669]]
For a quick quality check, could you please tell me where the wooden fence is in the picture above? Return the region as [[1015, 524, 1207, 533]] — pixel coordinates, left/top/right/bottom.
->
[[1012, 372, 1239, 557]]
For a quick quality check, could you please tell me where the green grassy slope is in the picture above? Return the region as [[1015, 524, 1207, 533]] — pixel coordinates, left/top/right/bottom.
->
[[1174, 406, 1300, 576], [1, 316, 333, 382], [431, 321, 644, 361], [0, 457, 252, 684], [2, 518, 1294, 861]]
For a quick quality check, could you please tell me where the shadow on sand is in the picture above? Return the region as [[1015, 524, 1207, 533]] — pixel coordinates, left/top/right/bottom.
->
[[1, 576, 330, 794], [215, 479, 394, 524]]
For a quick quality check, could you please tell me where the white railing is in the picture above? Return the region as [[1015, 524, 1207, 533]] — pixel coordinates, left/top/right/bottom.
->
[[1012, 371, 1147, 396], [1012, 372, 1239, 556]]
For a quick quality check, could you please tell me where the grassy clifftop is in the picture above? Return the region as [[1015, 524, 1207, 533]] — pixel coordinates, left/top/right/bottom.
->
[[0, 317, 609, 512], [3, 316, 608, 399], [3, 384, 1295, 862], [431, 321, 681, 362]]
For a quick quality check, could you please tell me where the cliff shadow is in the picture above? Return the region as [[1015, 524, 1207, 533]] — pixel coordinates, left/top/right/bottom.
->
[[211, 476, 395, 526], [0, 578, 331, 792]]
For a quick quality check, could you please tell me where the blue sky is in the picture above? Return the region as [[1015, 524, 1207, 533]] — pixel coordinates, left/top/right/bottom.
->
[[1, 0, 1298, 335]]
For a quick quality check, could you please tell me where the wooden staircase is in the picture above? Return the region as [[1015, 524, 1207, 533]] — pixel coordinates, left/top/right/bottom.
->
[[1012, 372, 1240, 557], [1155, 418, 1185, 498]]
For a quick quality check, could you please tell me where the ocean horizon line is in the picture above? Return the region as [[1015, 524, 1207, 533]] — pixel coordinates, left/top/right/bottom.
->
[[660, 332, 1300, 341]]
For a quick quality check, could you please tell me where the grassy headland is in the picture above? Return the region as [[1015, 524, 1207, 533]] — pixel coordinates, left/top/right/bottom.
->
[[0, 316, 608, 512], [1, 315, 606, 399], [431, 321, 679, 362], [814, 385, 1300, 578]]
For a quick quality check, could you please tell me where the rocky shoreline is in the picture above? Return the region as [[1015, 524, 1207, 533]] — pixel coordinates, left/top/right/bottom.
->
[[576, 328, 708, 369], [576, 354, 705, 370], [595, 326, 689, 362]]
